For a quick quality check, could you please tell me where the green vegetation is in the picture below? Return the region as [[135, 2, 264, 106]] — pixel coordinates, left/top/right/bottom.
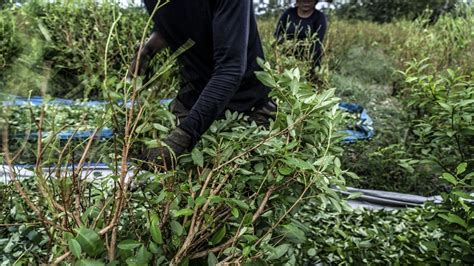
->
[[1, 1, 473, 265], [336, 0, 453, 23]]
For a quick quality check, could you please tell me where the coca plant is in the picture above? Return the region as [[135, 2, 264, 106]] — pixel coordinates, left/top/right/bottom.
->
[[2, 57, 346, 264]]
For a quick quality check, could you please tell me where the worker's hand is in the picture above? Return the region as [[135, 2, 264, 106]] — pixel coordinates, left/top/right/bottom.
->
[[138, 127, 192, 172], [248, 100, 277, 127], [126, 46, 152, 82], [126, 32, 167, 83]]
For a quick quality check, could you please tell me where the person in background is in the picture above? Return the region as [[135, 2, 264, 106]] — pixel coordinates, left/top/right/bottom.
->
[[128, 0, 276, 170], [275, 0, 327, 69], [427, 0, 455, 26]]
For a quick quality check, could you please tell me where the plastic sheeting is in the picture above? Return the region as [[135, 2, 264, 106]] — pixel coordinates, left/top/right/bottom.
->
[[338, 187, 443, 210], [0, 163, 134, 185], [12, 128, 114, 141], [0, 163, 449, 211], [3, 94, 171, 141], [1, 93, 172, 107], [338, 102, 375, 143], [4, 94, 374, 143]]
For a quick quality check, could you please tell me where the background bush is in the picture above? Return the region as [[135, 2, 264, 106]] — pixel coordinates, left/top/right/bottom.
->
[[336, 0, 456, 23], [1, 1, 149, 98]]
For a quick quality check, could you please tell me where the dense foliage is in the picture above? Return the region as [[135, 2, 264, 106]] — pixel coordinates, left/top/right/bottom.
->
[[336, 0, 456, 23], [1, 1, 473, 265], [1, 1, 150, 98], [322, 8, 474, 195]]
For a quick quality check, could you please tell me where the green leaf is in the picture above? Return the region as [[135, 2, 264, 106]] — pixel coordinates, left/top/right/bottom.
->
[[191, 149, 204, 167], [150, 220, 163, 245], [278, 166, 293, 175], [37, 20, 52, 42], [457, 99, 474, 108], [210, 196, 223, 204], [75, 259, 105, 266], [230, 199, 250, 210], [68, 238, 82, 259], [64, 232, 75, 241], [152, 123, 169, 132], [172, 208, 194, 218], [195, 196, 206, 206], [210, 226, 226, 246], [268, 244, 290, 260], [149, 242, 160, 254], [74, 227, 103, 257], [179, 258, 190, 266], [231, 208, 240, 218], [243, 246, 251, 257], [255, 71, 278, 88], [307, 248, 317, 257], [281, 224, 306, 244], [452, 191, 474, 200], [117, 240, 142, 250], [329, 197, 342, 213], [242, 213, 254, 226], [150, 214, 164, 245], [137, 246, 152, 264], [208, 252, 218, 266], [136, 123, 152, 134], [359, 240, 373, 248], [438, 214, 467, 228], [456, 163, 468, 175], [283, 157, 314, 171], [125, 257, 141, 266], [441, 173, 458, 185], [453, 235, 471, 247], [254, 163, 264, 174], [438, 102, 453, 113], [347, 192, 363, 200], [170, 221, 183, 236]]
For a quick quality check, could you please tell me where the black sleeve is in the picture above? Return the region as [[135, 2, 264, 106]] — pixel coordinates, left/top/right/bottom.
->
[[312, 12, 328, 68], [178, 0, 251, 146], [275, 11, 289, 42]]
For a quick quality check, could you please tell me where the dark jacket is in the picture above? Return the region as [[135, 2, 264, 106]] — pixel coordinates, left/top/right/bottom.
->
[[144, 0, 271, 145]]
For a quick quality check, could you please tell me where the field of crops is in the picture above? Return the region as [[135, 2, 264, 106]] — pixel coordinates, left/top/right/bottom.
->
[[1, 1, 473, 265]]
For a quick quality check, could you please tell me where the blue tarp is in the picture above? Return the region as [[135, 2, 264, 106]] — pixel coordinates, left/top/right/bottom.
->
[[3, 95, 374, 143], [338, 102, 375, 143], [13, 128, 114, 141], [1, 93, 172, 107]]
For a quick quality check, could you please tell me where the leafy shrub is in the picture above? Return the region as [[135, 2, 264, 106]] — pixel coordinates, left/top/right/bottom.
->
[[3, 102, 112, 164], [396, 12, 474, 73], [341, 59, 474, 195], [336, 0, 452, 23], [1, 1, 153, 98], [434, 163, 474, 263], [296, 204, 445, 264], [0, 7, 21, 75], [0, 182, 50, 265], [291, 163, 473, 265], [2, 2, 474, 264], [319, 11, 474, 194], [2, 2, 472, 99], [1, 58, 347, 264], [399, 60, 474, 177]]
